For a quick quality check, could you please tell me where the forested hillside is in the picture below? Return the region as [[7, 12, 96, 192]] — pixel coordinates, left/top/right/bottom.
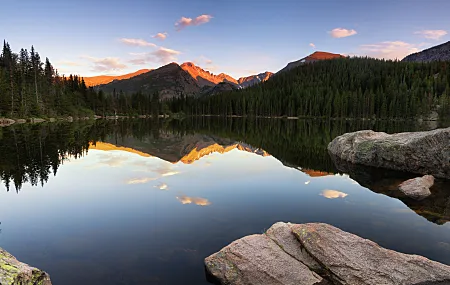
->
[[168, 57, 450, 120], [2, 40, 449, 120], [0, 41, 100, 117]]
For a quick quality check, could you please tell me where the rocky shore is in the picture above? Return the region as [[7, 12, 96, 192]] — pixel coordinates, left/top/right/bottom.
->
[[205, 222, 450, 285], [0, 247, 51, 285], [327, 128, 450, 179]]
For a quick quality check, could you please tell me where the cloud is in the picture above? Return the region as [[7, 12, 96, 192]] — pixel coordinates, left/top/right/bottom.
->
[[158, 183, 168, 190], [129, 47, 181, 65], [175, 14, 213, 30], [309, 43, 316, 48], [176, 195, 211, 206], [360, 41, 422, 60], [126, 177, 157, 185], [153, 33, 168, 40], [320, 190, 348, 199], [95, 153, 128, 167], [119, 38, 156, 47], [330, 28, 357, 38], [82, 56, 127, 72], [57, 61, 82, 66], [415, 30, 447, 40], [161, 171, 180, 177]]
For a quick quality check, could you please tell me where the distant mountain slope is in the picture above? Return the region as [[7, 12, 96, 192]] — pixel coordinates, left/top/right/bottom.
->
[[180, 62, 238, 87], [202, 82, 239, 96], [238, 72, 273, 88], [278, 51, 345, 73], [402, 41, 450, 62], [99, 63, 200, 99], [83, 69, 151, 87]]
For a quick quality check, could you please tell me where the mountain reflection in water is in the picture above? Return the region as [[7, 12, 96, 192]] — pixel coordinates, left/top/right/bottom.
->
[[0, 117, 449, 285]]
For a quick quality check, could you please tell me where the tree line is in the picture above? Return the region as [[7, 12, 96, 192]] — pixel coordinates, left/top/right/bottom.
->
[[167, 58, 450, 120], [2, 40, 449, 120], [0, 40, 164, 118]]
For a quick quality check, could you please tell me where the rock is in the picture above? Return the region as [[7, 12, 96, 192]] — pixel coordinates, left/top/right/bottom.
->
[[205, 233, 325, 285], [0, 118, 15, 127], [330, 157, 450, 225], [399, 175, 434, 200], [30, 118, 46, 123], [291, 223, 450, 285], [15, 119, 26, 124], [327, 128, 450, 179], [66, 116, 73, 122], [265, 222, 322, 272], [0, 247, 52, 285], [205, 222, 450, 285]]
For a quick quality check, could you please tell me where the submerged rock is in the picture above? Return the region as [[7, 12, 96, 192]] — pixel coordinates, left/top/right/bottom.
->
[[330, 157, 450, 225], [327, 128, 450, 179], [399, 175, 434, 200], [0, 118, 15, 127], [205, 222, 450, 285], [0, 247, 52, 285]]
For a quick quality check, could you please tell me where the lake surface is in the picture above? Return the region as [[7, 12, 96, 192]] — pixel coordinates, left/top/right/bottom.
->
[[1, 118, 449, 285]]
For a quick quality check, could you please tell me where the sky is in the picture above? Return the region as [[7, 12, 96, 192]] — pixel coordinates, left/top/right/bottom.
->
[[1, 0, 450, 78]]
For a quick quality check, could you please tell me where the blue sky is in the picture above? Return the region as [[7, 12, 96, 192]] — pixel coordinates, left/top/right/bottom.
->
[[1, 0, 449, 78]]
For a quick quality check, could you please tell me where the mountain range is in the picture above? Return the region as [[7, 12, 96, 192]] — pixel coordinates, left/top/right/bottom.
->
[[86, 41, 449, 99], [90, 51, 344, 98]]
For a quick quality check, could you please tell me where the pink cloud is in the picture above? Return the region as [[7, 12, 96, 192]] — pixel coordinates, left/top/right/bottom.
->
[[175, 14, 213, 30], [330, 28, 357, 38], [360, 41, 423, 60], [153, 33, 168, 40], [415, 30, 447, 40], [119, 38, 156, 47]]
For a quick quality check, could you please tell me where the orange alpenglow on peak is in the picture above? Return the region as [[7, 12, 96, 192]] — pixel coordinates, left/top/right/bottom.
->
[[180, 62, 238, 87], [277, 51, 345, 73], [83, 69, 152, 87], [307, 51, 345, 60], [301, 168, 334, 177], [89, 142, 152, 158]]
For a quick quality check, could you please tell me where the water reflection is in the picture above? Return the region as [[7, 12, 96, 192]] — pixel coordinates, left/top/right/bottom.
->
[[1, 118, 450, 285], [0, 118, 448, 225], [321, 189, 349, 199], [176, 196, 211, 206]]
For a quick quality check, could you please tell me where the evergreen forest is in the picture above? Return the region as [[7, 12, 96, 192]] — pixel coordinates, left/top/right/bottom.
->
[[2, 40, 450, 120]]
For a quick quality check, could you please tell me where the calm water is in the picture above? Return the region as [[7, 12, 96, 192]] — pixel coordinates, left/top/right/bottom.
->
[[0, 118, 449, 285]]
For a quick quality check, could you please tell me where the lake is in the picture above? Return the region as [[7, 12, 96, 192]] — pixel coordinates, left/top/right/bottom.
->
[[0, 118, 449, 285]]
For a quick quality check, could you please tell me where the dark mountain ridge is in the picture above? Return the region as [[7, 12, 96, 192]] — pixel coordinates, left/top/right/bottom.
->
[[402, 41, 450, 62]]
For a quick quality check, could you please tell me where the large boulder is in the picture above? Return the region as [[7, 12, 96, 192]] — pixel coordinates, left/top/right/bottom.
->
[[398, 175, 434, 200], [0, 247, 52, 285], [204, 231, 325, 285], [327, 128, 450, 179], [292, 223, 450, 285], [205, 222, 450, 285]]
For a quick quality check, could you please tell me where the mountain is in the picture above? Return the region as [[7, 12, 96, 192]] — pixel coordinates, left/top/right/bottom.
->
[[83, 69, 151, 87], [91, 133, 269, 164], [238, 72, 274, 88], [402, 41, 450, 62], [99, 63, 200, 99], [202, 82, 239, 96], [278, 51, 345, 73], [180, 62, 238, 87]]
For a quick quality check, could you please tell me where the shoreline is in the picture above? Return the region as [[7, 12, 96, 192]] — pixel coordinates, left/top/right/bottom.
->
[[0, 114, 443, 128]]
